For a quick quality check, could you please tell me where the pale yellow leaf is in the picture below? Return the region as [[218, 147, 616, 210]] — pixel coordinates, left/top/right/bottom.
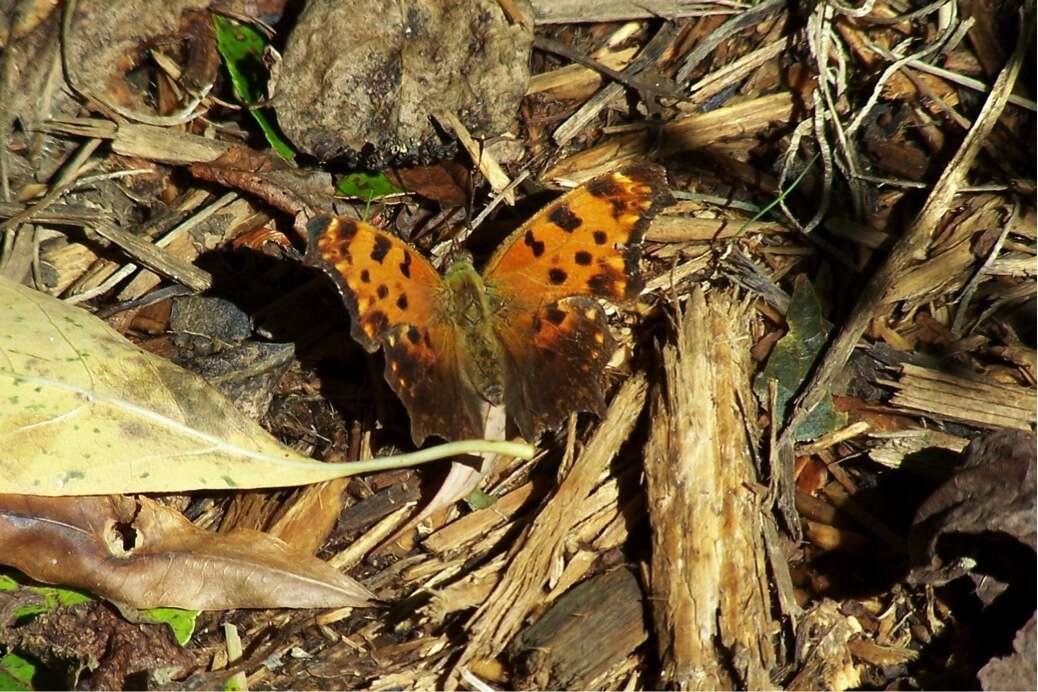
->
[[0, 277, 533, 495]]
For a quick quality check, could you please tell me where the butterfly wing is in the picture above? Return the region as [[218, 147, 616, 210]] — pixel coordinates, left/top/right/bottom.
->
[[493, 296, 615, 441], [482, 163, 672, 305], [306, 215, 443, 351], [306, 215, 484, 444], [481, 164, 671, 440], [382, 323, 487, 445]]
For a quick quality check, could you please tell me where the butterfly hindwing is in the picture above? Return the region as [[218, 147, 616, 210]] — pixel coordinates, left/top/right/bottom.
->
[[493, 296, 615, 441], [305, 215, 444, 352], [482, 163, 672, 305], [382, 323, 486, 445]]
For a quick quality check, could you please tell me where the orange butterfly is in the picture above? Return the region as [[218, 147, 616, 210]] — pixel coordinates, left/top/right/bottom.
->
[[306, 163, 672, 444]]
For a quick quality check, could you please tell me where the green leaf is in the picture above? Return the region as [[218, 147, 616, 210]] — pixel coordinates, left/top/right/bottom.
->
[[135, 608, 199, 646], [223, 673, 246, 691], [464, 488, 495, 511], [335, 172, 404, 200], [0, 653, 36, 691], [11, 584, 93, 620], [1, 572, 195, 645], [212, 15, 295, 161], [753, 275, 847, 441]]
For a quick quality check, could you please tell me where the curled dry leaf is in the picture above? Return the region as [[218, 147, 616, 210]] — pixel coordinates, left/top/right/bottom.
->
[[909, 429, 1037, 587], [0, 495, 375, 610]]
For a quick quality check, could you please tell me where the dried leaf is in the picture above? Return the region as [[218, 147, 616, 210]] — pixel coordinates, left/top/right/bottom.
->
[[753, 275, 847, 441], [979, 613, 1037, 691], [909, 430, 1037, 587], [386, 162, 470, 206], [0, 495, 375, 610], [0, 276, 534, 495]]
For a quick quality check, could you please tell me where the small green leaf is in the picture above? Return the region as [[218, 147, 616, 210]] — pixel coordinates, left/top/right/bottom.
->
[[223, 672, 247, 691], [464, 488, 495, 511], [0, 653, 36, 691], [335, 172, 404, 200], [135, 608, 199, 646], [248, 110, 296, 161], [753, 274, 847, 441], [0, 575, 18, 591], [212, 15, 266, 104], [212, 15, 295, 161]]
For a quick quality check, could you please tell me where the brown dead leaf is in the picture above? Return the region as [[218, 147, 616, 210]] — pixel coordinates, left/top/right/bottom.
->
[[0, 494, 375, 610], [387, 161, 470, 206], [909, 429, 1036, 585], [188, 145, 335, 214]]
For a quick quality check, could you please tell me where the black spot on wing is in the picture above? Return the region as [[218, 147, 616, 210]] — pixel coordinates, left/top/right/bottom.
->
[[593, 230, 608, 245], [407, 326, 421, 344], [377, 284, 389, 299], [587, 267, 622, 295], [361, 269, 371, 283], [400, 251, 412, 278], [608, 197, 626, 218], [338, 219, 359, 241], [544, 306, 567, 325], [549, 204, 582, 232], [575, 251, 592, 266], [548, 268, 567, 285], [371, 236, 391, 263], [396, 294, 409, 310], [524, 230, 545, 257]]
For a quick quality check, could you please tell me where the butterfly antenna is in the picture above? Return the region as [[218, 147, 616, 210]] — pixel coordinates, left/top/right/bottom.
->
[[362, 190, 375, 222]]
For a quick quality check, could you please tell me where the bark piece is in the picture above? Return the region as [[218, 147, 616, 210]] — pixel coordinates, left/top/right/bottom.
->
[[508, 567, 648, 690], [644, 287, 776, 689]]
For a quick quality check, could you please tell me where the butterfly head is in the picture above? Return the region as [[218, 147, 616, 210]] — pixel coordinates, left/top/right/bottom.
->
[[444, 248, 476, 277]]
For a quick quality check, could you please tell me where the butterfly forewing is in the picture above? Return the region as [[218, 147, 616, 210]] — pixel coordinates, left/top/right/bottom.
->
[[305, 215, 444, 352], [481, 163, 672, 306], [306, 215, 486, 444]]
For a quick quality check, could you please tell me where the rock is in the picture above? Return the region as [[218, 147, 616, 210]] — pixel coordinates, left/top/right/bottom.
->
[[274, 0, 532, 166]]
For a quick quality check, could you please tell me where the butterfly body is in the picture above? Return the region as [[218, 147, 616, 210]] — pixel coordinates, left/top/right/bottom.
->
[[307, 163, 672, 444], [440, 256, 506, 405]]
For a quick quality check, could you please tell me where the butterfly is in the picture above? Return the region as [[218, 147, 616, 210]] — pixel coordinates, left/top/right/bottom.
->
[[305, 163, 672, 444]]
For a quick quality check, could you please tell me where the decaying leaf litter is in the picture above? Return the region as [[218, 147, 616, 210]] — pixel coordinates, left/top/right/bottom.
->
[[1, 0, 1035, 689]]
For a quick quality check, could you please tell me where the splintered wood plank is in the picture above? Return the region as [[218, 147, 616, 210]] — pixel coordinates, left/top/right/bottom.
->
[[531, 0, 731, 24], [884, 363, 1035, 431], [644, 287, 776, 689]]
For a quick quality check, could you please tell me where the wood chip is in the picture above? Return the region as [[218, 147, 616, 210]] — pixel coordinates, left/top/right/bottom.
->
[[644, 287, 775, 689]]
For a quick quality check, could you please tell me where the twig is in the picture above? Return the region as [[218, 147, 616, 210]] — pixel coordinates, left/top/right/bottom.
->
[[553, 22, 679, 146], [0, 138, 102, 234], [674, 0, 787, 84], [533, 35, 682, 98], [951, 200, 1020, 335]]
